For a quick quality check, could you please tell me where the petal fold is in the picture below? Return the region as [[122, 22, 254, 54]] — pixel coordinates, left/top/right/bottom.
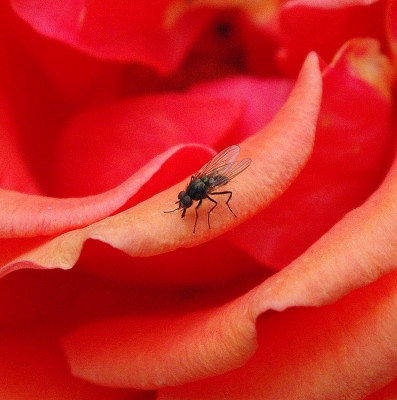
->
[[2, 52, 322, 279], [158, 272, 397, 398], [60, 52, 322, 388], [0, 145, 209, 239]]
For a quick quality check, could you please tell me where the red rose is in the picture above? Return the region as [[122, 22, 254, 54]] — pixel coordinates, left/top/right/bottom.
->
[[1, 0, 397, 398]]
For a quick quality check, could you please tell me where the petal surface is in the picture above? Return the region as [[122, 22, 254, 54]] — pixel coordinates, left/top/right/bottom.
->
[[60, 52, 322, 388], [11, 0, 213, 73]]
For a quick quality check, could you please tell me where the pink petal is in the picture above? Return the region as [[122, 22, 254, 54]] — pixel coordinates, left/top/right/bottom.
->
[[60, 52, 322, 387], [189, 76, 294, 140], [171, 139, 397, 395]]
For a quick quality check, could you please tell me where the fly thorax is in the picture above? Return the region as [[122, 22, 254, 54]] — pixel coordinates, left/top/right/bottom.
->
[[187, 178, 207, 199]]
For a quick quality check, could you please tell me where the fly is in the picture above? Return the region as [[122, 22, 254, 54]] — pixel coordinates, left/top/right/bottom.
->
[[164, 145, 251, 233]]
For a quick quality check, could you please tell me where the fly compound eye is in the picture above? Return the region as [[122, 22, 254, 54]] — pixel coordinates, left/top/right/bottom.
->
[[178, 191, 186, 200], [180, 194, 193, 208]]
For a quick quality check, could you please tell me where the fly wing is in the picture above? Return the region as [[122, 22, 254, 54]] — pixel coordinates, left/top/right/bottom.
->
[[195, 145, 240, 179], [209, 157, 251, 189]]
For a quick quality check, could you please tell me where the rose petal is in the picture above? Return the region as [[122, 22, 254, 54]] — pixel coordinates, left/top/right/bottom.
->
[[61, 255, 397, 392], [60, 123, 397, 392], [0, 144, 213, 240], [59, 52, 322, 387], [78, 236, 268, 287], [53, 94, 243, 197], [2, 0, 122, 105], [66, 141, 397, 391], [0, 95, 40, 194], [227, 38, 394, 269], [157, 272, 397, 398], [1, 51, 321, 279], [278, 0, 387, 74], [189, 76, 294, 139], [366, 377, 397, 399], [0, 17, 59, 194], [0, 333, 150, 399], [10, 0, 214, 74], [386, 0, 397, 63]]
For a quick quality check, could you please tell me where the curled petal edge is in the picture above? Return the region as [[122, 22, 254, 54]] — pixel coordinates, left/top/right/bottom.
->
[[1, 52, 322, 279], [61, 52, 323, 388]]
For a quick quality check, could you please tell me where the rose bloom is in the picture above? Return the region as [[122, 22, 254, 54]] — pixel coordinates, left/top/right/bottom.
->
[[1, 0, 397, 398]]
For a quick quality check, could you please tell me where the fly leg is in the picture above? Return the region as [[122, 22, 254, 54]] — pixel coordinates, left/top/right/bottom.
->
[[205, 195, 218, 230], [193, 198, 203, 233], [210, 191, 236, 218]]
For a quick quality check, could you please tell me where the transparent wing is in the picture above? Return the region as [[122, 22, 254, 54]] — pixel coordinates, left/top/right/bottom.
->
[[208, 157, 252, 189], [195, 145, 240, 178]]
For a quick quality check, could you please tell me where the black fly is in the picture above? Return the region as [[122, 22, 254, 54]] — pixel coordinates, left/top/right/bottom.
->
[[164, 145, 251, 233]]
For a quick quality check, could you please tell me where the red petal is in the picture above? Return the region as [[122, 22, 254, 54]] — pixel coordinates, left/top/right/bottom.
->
[[227, 38, 394, 269], [11, 0, 213, 74], [0, 145, 211, 240], [366, 378, 397, 399], [386, 0, 397, 63], [278, 0, 387, 74], [4, 51, 320, 264], [59, 53, 322, 387], [0, 333, 149, 399], [0, 95, 40, 194], [160, 139, 397, 394], [53, 94, 243, 197], [189, 76, 294, 140], [157, 272, 397, 398]]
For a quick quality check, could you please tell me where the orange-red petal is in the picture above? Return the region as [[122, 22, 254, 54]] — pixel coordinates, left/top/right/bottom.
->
[[60, 52, 322, 388]]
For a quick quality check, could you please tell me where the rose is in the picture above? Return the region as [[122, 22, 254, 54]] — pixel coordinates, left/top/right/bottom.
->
[[1, 1, 396, 399]]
